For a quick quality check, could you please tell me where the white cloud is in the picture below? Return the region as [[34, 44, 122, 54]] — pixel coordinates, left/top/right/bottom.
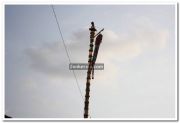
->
[[25, 17, 169, 79], [101, 17, 169, 62]]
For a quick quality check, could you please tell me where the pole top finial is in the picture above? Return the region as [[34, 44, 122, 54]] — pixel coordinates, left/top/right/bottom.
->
[[89, 21, 96, 31], [91, 22, 94, 27]]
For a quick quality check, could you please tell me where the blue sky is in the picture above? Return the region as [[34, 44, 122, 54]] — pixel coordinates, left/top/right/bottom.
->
[[5, 5, 176, 118]]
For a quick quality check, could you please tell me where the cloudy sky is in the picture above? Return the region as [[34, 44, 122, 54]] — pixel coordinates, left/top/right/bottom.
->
[[5, 5, 176, 118]]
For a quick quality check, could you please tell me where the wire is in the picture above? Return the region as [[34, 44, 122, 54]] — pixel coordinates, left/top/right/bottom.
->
[[51, 5, 84, 101]]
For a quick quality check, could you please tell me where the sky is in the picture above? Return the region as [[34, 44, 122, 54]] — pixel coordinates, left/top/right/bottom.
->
[[5, 5, 176, 118]]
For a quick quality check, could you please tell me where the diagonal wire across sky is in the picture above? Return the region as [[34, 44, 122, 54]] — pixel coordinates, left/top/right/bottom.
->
[[51, 5, 84, 101]]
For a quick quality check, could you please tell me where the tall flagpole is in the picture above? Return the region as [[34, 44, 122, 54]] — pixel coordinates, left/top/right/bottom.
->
[[84, 22, 96, 118]]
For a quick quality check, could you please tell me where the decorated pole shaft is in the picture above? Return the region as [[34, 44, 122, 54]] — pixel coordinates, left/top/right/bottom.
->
[[84, 22, 96, 118]]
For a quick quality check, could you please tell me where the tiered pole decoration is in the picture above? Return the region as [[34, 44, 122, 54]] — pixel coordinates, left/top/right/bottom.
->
[[84, 22, 96, 118]]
